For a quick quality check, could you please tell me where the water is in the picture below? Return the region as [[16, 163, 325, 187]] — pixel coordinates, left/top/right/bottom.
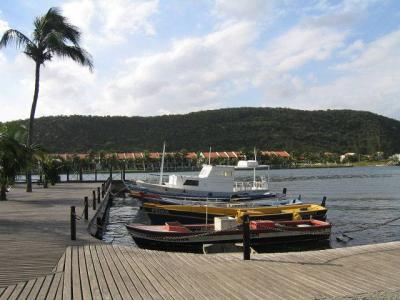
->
[[102, 166, 400, 251]]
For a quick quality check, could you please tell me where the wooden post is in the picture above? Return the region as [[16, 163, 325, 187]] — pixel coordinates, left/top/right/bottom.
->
[[94, 169, 98, 182], [92, 190, 96, 210], [123, 166, 126, 181], [66, 169, 69, 182], [321, 196, 327, 207], [109, 167, 113, 180], [79, 168, 83, 182], [84, 196, 88, 220], [283, 187, 287, 195], [97, 187, 101, 203], [101, 183, 105, 198], [70, 206, 76, 240], [243, 214, 250, 260]]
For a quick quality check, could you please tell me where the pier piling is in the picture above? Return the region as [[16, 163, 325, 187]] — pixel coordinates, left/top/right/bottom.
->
[[84, 197, 88, 220], [70, 206, 76, 240], [92, 190, 96, 210], [243, 214, 251, 260], [97, 187, 101, 203]]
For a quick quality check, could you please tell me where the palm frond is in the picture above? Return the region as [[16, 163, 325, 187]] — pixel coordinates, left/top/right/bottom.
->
[[54, 45, 93, 71], [0, 29, 33, 49], [43, 7, 80, 46]]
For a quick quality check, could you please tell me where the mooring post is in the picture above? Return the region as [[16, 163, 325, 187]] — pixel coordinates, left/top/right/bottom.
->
[[79, 168, 83, 182], [321, 196, 327, 207], [71, 206, 76, 240], [97, 187, 101, 203], [92, 190, 96, 210], [66, 169, 69, 182], [243, 214, 251, 260], [101, 183, 105, 198], [109, 167, 113, 180], [94, 169, 98, 182], [84, 196, 89, 220]]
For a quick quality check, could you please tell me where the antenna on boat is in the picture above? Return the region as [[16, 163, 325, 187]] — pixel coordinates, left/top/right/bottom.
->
[[208, 146, 212, 165], [205, 196, 208, 226], [159, 141, 166, 185]]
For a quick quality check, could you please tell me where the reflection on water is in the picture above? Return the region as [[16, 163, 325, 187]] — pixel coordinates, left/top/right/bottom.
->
[[103, 166, 400, 251]]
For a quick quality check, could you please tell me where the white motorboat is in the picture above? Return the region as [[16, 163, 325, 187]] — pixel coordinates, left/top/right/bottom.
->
[[135, 164, 272, 199]]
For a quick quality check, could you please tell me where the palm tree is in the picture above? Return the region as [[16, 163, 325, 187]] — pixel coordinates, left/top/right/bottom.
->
[[0, 7, 93, 192], [0, 125, 33, 200]]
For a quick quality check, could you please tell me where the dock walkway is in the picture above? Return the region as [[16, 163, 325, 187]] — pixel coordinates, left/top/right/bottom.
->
[[0, 183, 103, 287], [0, 242, 399, 299]]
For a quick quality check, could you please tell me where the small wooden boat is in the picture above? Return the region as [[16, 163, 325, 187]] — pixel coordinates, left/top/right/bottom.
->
[[126, 219, 331, 251], [142, 202, 327, 225]]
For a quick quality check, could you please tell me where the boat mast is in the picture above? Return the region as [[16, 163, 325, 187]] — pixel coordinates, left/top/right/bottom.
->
[[159, 141, 166, 185], [253, 146, 257, 189]]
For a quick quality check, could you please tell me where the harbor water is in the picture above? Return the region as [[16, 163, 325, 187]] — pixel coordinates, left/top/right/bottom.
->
[[102, 166, 400, 251]]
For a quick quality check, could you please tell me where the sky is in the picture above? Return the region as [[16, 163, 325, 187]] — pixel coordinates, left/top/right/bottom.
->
[[0, 0, 399, 122]]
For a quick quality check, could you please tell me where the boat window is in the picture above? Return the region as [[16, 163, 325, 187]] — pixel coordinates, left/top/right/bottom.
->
[[183, 180, 199, 186]]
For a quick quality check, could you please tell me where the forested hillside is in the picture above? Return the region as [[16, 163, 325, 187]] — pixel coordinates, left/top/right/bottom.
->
[[5, 107, 400, 154]]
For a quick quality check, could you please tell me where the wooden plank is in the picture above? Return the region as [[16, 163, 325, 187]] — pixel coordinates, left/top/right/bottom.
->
[[94, 245, 122, 299], [46, 273, 62, 300], [55, 252, 66, 273], [78, 246, 93, 300], [103, 246, 142, 300], [14, 279, 35, 300], [63, 246, 72, 300], [0, 288, 4, 297], [112, 246, 153, 300], [99, 245, 133, 299], [124, 249, 184, 300], [84, 246, 102, 300], [0, 284, 16, 300], [36, 274, 54, 300], [119, 246, 167, 300], [55, 274, 64, 300], [140, 249, 199, 300], [164, 251, 233, 300], [72, 247, 83, 300], [7, 281, 25, 300], [27, 276, 45, 299], [89, 245, 112, 299]]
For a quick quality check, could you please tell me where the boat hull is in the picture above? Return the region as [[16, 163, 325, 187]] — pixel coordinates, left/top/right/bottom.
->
[[126, 222, 331, 252]]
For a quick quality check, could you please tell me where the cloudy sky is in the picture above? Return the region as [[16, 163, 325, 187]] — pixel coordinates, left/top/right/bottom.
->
[[0, 0, 399, 122]]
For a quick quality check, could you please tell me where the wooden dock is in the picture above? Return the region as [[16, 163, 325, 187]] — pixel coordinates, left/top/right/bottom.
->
[[0, 182, 399, 299], [0, 242, 399, 299], [0, 183, 103, 287]]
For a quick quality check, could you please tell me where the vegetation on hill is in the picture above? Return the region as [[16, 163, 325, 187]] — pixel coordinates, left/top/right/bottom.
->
[[5, 107, 400, 155]]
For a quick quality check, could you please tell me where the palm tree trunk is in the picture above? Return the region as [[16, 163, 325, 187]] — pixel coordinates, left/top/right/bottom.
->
[[26, 61, 41, 192], [0, 185, 6, 201]]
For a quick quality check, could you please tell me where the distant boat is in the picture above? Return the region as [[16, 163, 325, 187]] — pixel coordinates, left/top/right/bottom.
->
[[126, 219, 331, 251], [234, 160, 270, 170]]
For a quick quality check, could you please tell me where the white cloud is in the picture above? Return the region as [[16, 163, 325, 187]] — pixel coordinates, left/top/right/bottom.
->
[[214, 0, 278, 22], [264, 30, 400, 119], [62, 0, 158, 46], [98, 21, 258, 115], [0, 17, 9, 35]]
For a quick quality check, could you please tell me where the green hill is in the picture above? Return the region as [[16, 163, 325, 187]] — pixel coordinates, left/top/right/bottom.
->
[[6, 107, 400, 154]]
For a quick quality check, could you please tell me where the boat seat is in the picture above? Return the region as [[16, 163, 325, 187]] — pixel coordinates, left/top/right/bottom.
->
[[165, 222, 190, 233]]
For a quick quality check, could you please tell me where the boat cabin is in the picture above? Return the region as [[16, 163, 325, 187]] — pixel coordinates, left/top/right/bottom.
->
[[166, 165, 235, 193]]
